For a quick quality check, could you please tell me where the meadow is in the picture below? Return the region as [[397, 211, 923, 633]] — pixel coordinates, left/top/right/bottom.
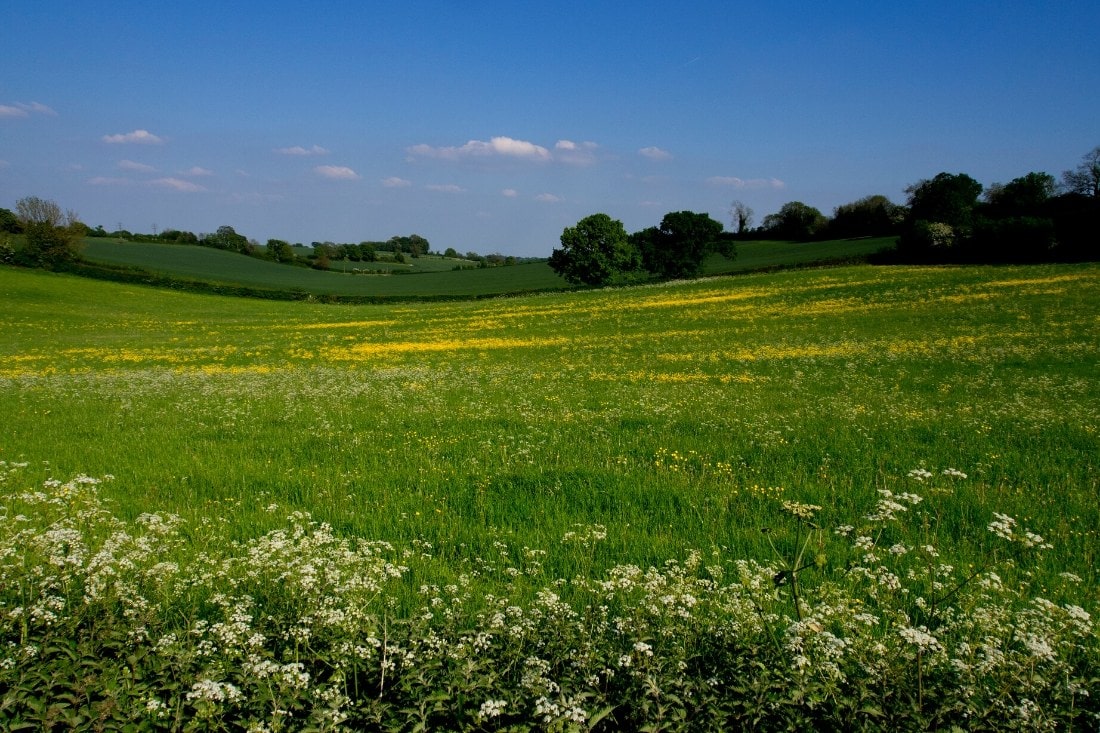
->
[[1, 262, 1098, 730]]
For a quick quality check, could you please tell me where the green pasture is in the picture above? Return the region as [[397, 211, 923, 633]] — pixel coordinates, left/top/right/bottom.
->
[[1, 261, 1097, 604], [80, 238, 566, 297], [76, 236, 897, 298]]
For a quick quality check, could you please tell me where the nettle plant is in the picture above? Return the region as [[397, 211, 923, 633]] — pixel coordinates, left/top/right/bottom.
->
[[0, 461, 1096, 732]]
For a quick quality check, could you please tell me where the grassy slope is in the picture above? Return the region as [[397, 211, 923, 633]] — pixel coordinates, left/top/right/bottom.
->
[[1, 261, 1097, 605], [79, 236, 897, 297], [81, 239, 565, 296]]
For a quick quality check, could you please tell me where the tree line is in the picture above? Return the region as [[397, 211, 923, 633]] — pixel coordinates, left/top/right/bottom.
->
[[549, 145, 1099, 285], [1, 210, 519, 272]]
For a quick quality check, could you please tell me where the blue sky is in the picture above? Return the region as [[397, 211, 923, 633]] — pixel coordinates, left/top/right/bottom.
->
[[3, 1, 1098, 256]]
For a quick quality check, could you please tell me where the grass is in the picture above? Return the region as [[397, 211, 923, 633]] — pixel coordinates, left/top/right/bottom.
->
[[1, 260, 1096, 593], [79, 238, 568, 297], [76, 236, 898, 298], [1, 260, 1097, 728]]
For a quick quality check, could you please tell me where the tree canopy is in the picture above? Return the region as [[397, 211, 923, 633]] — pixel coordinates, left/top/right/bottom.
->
[[760, 202, 827, 241], [14, 196, 85, 265], [548, 213, 638, 286], [634, 211, 729, 280]]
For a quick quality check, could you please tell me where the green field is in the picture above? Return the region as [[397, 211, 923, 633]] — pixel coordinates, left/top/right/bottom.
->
[[2, 261, 1097, 729], [77, 236, 898, 298]]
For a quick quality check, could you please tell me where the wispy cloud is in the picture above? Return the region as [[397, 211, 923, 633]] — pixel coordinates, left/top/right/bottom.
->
[[151, 177, 205, 192], [706, 176, 785, 189], [181, 166, 214, 176], [103, 129, 164, 144], [117, 159, 156, 173], [382, 176, 412, 188], [535, 193, 563, 203], [501, 188, 519, 198], [555, 140, 599, 166], [88, 176, 131, 186], [314, 165, 360, 180], [275, 144, 329, 156], [639, 146, 673, 161], [425, 183, 465, 193], [408, 136, 552, 162], [0, 101, 56, 118]]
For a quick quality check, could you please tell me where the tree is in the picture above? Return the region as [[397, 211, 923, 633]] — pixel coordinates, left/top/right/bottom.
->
[[983, 172, 1057, 218], [0, 208, 21, 234], [634, 210, 729, 280], [904, 172, 983, 231], [1062, 145, 1100, 198], [204, 225, 250, 253], [729, 200, 754, 235], [549, 213, 640, 286], [828, 195, 901, 238], [266, 238, 296, 263], [15, 196, 85, 265], [760, 201, 827, 240]]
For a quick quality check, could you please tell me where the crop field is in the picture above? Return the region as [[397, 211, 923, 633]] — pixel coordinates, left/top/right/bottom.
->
[[77, 236, 897, 299], [1, 262, 1098, 729], [79, 238, 570, 297]]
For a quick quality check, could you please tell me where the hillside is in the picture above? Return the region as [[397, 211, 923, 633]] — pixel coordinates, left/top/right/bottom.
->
[[74, 236, 898, 299]]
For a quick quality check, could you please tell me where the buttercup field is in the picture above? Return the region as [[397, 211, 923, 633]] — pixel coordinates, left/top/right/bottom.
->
[[2, 262, 1098, 729]]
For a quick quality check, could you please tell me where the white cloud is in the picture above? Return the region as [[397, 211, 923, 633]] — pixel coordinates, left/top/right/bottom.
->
[[706, 176, 785, 189], [88, 176, 131, 186], [425, 183, 465, 193], [639, 146, 672, 161], [0, 101, 56, 118], [275, 144, 329, 156], [314, 165, 360, 180], [182, 166, 214, 176], [382, 176, 412, 188], [22, 102, 56, 116], [501, 188, 518, 198], [408, 136, 551, 162], [535, 193, 563, 203], [117, 159, 156, 173], [151, 177, 205, 192], [555, 140, 599, 166], [102, 129, 164, 144]]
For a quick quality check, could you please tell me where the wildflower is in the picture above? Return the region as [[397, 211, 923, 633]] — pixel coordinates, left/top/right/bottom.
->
[[942, 468, 967, 479], [144, 698, 169, 719], [478, 699, 507, 720], [899, 626, 942, 653], [781, 500, 822, 521]]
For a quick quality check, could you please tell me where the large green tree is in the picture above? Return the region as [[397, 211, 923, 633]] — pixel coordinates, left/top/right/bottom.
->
[[549, 213, 640, 286], [633, 210, 729, 280], [828, 195, 901, 238], [904, 172, 983, 231], [983, 172, 1057, 218], [760, 201, 827, 240], [14, 196, 85, 265]]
